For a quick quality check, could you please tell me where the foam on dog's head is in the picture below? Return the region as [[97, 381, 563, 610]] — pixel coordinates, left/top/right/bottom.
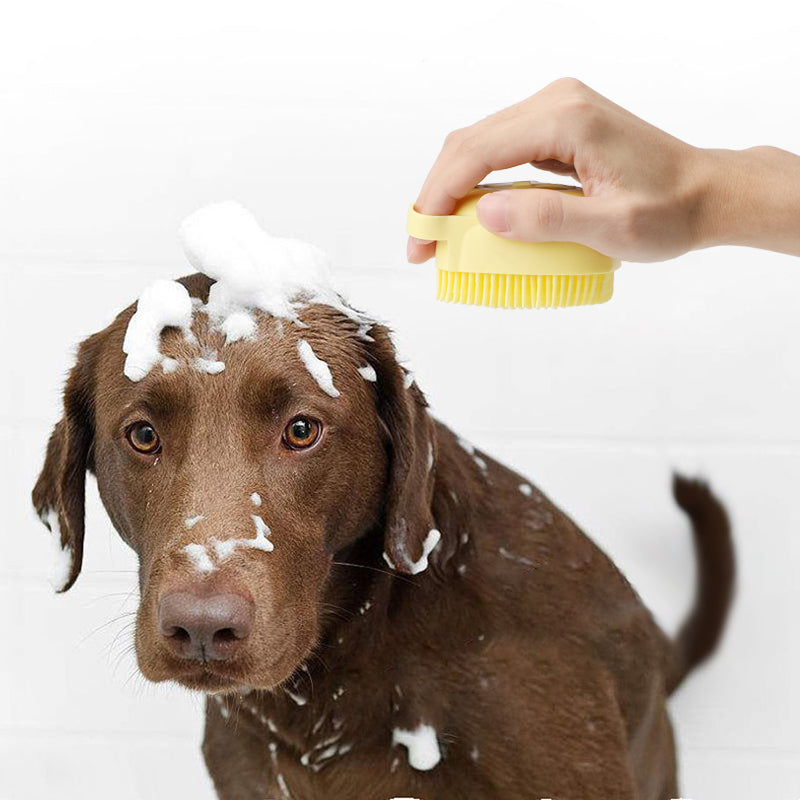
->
[[122, 279, 194, 381], [122, 202, 371, 383], [180, 201, 337, 324]]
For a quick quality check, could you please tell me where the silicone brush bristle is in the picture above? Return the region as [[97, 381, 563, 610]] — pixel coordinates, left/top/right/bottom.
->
[[436, 269, 614, 309]]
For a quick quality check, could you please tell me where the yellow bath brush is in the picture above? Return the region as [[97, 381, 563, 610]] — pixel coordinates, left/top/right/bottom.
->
[[406, 181, 620, 309]]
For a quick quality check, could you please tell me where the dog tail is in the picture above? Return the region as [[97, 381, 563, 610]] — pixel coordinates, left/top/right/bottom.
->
[[666, 474, 735, 695]]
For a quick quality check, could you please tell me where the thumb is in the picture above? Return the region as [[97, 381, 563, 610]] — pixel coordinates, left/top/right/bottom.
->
[[476, 189, 612, 249]]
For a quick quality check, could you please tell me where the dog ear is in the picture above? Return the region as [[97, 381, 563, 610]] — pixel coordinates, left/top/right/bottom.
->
[[365, 325, 442, 575], [31, 331, 103, 592]]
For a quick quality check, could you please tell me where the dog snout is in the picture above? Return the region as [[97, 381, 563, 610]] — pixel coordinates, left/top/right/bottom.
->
[[158, 590, 255, 662]]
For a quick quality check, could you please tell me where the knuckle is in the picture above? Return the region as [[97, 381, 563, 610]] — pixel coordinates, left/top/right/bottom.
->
[[548, 76, 590, 98], [442, 127, 484, 163], [443, 127, 468, 150], [557, 95, 601, 137]]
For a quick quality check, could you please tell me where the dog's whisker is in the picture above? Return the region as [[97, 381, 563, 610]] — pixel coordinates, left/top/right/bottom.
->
[[331, 560, 418, 586], [82, 592, 139, 607], [110, 643, 137, 679], [84, 570, 139, 575], [77, 611, 137, 648], [103, 620, 138, 662]]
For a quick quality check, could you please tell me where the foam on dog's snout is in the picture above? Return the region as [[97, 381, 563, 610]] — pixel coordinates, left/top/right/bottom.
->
[[182, 510, 275, 574], [123, 279, 194, 382], [183, 543, 215, 574]]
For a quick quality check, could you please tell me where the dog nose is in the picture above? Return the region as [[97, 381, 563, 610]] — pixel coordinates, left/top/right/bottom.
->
[[158, 591, 255, 662]]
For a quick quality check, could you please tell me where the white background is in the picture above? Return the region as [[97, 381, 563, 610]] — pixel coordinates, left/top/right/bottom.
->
[[2, 1, 799, 798]]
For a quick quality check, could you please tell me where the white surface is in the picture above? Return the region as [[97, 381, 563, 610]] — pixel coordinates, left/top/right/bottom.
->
[[2, 0, 800, 798]]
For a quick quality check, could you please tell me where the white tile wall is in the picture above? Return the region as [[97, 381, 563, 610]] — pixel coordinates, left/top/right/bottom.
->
[[2, 0, 800, 797]]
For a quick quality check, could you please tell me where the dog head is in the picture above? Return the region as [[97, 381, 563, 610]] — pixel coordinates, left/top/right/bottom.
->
[[32, 271, 441, 693]]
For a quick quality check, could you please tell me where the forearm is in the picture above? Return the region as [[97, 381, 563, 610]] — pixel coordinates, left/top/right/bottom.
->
[[696, 145, 800, 257]]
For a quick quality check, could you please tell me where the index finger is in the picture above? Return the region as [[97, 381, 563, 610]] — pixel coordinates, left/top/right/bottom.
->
[[408, 94, 572, 262]]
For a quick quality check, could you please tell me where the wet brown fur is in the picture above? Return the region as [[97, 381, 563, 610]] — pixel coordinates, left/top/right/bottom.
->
[[32, 273, 735, 800]]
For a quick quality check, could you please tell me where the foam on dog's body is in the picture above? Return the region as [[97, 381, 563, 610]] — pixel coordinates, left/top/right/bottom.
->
[[391, 724, 441, 771]]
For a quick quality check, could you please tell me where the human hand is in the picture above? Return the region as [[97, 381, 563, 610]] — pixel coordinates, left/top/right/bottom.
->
[[408, 78, 718, 264]]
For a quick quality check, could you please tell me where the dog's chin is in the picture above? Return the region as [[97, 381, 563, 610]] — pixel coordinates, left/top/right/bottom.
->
[[140, 649, 307, 695], [172, 665, 295, 694], [174, 669, 243, 694]]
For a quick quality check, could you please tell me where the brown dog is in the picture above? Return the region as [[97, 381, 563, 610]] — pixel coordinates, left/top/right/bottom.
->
[[32, 272, 734, 800]]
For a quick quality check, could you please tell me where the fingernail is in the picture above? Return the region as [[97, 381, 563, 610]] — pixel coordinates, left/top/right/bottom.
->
[[477, 193, 509, 233]]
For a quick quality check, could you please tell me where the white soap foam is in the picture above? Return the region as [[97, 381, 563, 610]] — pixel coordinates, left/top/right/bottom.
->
[[162, 357, 180, 374], [519, 483, 533, 497], [219, 310, 257, 343], [251, 514, 273, 545], [193, 355, 226, 374], [456, 437, 475, 455], [212, 515, 274, 561], [122, 202, 373, 384], [285, 689, 307, 706], [407, 528, 441, 575], [250, 492, 262, 506], [42, 508, 73, 592], [392, 724, 441, 771], [183, 543, 215, 574], [498, 547, 536, 567], [357, 364, 377, 382], [179, 201, 366, 329], [123, 279, 194, 382], [184, 514, 204, 529], [297, 339, 340, 398]]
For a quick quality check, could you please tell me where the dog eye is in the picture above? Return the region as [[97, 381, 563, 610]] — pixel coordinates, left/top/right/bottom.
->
[[126, 421, 161, 454], [282, 416, 322, 450]]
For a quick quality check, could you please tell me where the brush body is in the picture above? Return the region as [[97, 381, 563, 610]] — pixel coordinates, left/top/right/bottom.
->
[[407, 182, 620, 309]]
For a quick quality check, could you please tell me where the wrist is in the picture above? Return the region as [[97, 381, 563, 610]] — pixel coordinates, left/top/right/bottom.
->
[[693, 145, 800, 255], [691, 147, 749, 251]]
